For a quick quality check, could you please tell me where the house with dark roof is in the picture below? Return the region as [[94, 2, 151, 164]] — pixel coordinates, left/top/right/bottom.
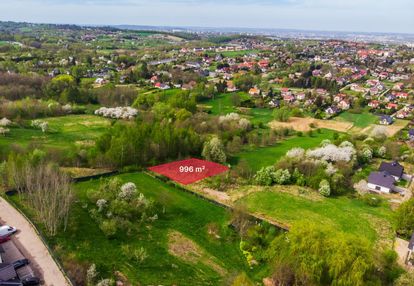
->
[[367, 171, 396, 193], [379, 161, 404, 181], [379, 115, 393, 125], [408, 129, 414, 141]]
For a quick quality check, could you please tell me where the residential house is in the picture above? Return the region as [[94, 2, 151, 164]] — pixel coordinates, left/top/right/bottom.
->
[[249, 87, 260, 96], [386, 103, 398, 110], [325, 106, 339, 116], [368, 100, 380, 109], [296, 93, 306, 101], [367, 171, 396, 193], [269, 99, 280, 108], [154, 82, 170, 90], [379, 161, 404, 181], [408, 129, 414, 141], [338, 100, 351, 110], [226, 81, 237, 92], [379, 115, 393, 125], [395, 92, 409, 100], [283, 94, 295, 103]]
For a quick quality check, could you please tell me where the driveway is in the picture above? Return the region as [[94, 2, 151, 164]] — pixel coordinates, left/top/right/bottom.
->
[[0, 197, 71, 286]]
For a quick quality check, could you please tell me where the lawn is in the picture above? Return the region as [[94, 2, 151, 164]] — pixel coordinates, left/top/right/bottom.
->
[[207, 49, 261, 57], [200, 92, 248, 115], [336, 111, 378, 128], [7, 173, 252, 285], [232, 129, 336, 171], [237, 189, 394, 243], [200, 92, 274, 125], [0, 115, 111, 155]]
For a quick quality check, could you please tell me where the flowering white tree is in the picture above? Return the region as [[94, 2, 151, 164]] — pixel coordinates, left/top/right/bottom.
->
[[361, 147, 373, 162], [96, 199, 107, 212], [31, 120, 49, 133], [219, 113, 252, 131], [286, 147, 305, 159], [202, 137, 227, 163], [371, 126, 387, 139], [95, 106, 138, 120], [273, 169, 291, 185], [319, 180, 331, 197], [0, 127, 10, 136], [325, 163, 337, 176], [118, 182, 137, 200], [377, 146, 387, 158], [306, 143, 356, 162], [218, 112, 240, 123], [238, 118, 251, 130], [62, 104, 72, 114], [0, 118, 11, 127]]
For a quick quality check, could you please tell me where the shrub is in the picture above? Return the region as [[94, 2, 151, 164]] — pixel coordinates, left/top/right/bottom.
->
[[100, 219, 118, 237], [361, 194, 382, 207], [202, 137, 227, 163], [319, 179, 331, 197], [273, 169, 291, 185], [395, 198, 414, 238], [254, 166, 275, 186]]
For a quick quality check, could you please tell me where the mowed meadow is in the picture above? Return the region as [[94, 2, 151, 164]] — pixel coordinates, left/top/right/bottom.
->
[[8, 172, 254, 285], [0, 115, 111, 156]]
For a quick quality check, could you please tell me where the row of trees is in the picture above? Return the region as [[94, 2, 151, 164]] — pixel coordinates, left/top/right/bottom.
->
[[94, 120, 202, 168]]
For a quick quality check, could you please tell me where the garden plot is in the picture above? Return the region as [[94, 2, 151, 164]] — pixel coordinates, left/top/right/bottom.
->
[[269, 117, 353, 133]]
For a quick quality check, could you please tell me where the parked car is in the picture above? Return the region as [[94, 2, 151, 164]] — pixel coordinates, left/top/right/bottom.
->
[[0, 236, 10, 244], [0, 226, 17, 238], [12, 259, 29, 270], [21, 277, 40, 286]]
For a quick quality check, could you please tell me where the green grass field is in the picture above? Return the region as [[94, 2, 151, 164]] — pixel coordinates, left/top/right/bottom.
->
[[336, 111, 378, 128], [237, 189, 394, 243], [200, 92, 246, 115], [207, 49, 261, 57], [232, 129, 336, 171], [8, 173, 252, 285], [200, 92, 274, 125], [0, 115, 111, 154]]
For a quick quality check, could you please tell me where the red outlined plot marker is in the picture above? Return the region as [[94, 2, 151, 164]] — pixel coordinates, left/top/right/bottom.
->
[[148, 158, 229, 185]]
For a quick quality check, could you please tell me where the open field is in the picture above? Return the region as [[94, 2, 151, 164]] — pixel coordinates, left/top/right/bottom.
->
[[269, 117, 352, 133], [0, 115, 111, 154], [200, 93, 274, 124], [361, 119, 410, 137], [199, 92, 249, 115], [335, 111, 378, 128], [7, 173, 251, 285], [235, 187, 394, 245], [207, 49, 261, 57], [231, 129, 336, 171]]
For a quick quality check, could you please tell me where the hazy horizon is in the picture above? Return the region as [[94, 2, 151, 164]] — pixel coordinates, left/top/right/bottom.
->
[[0, 0, 413, 35]]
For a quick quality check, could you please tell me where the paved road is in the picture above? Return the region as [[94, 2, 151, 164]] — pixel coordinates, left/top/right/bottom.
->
[[0, 197, 71, 286]]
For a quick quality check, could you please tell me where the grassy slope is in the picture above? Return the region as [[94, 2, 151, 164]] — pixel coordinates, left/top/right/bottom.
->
[[201, 92, 274, 124], [10, 173, 250, 285], [237, 190, 393, 243], [336, 111, 378, 128], [0, 115, 110, 151], [232, 129, 336, 171]]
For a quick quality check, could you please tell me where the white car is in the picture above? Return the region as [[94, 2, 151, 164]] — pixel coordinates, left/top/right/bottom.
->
[[0, 225, 17, 237]]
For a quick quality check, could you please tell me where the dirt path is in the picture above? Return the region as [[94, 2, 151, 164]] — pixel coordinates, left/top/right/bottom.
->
[[0, 197, 71, 286]]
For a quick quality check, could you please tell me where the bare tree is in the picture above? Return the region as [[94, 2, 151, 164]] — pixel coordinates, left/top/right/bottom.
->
[[25, 163, 73, 235], [21, 162, 73, 235]]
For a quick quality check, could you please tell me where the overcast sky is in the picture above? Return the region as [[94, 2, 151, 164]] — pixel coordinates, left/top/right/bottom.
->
[[0, 0, 413, 34]]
